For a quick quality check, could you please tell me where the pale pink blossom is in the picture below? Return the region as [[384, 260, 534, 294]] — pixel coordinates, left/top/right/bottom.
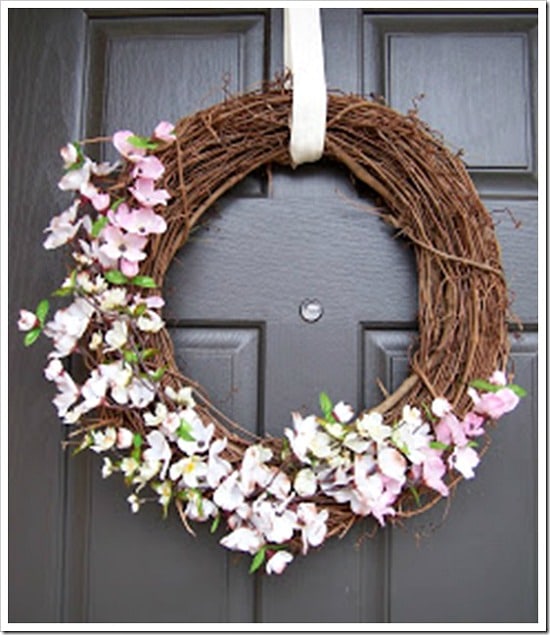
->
[[112, 130, 146, 161], [176, 411, 214, 456], [207, 438, 233, 488], [90, 427, 117, 453], [356, 411, 392, 444], [185, 490, 217, 522], [266, 550, 294, 575], [18, 309, 38, 331], [462, 411, 485, 437], [489, 370, 508, 386], [285, 412, 318, 463], [43, 201, 81, 250], [153, 120, 176, 142], [131, 155, 165, 180], [377, 447, 407, 484], [99, 226, 148, 265], [109, 203, 167, 236], [293, 468, 317, 497], [240, 444, 273, 495], [57, 159, 92, 192], [43, 358, 80, 418], [252, 499, 297, 544], [435, 412, 467, 447], [116, 427, 134, 449], [420, 448, 449, 496], [129, 178, 170, 207], [44, 297, 94, 357], [472, 388, 520, 419], [143, 430, 172, 479], [432, 397, 452, 418]]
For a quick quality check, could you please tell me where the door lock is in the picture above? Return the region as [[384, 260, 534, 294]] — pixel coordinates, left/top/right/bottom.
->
[[299, 298, 323, 323]]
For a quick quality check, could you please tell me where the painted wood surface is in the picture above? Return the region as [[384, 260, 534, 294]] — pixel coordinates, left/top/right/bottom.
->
[[8, 8, 538, 623]]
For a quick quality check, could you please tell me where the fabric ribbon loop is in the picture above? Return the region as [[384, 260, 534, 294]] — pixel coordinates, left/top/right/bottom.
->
[[284, 8, 327, 166]]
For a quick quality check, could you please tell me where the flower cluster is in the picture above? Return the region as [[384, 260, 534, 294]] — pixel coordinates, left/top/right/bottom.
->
[[18, 124, 526, 575]]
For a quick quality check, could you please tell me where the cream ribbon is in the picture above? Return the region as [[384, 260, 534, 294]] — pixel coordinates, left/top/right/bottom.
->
[[284, 7, 327, 166]]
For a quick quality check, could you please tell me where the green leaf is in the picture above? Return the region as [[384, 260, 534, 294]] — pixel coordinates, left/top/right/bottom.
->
[[177, 420, 195, 442], [409, 485, 421, 508], [422, 402, 436, 423], [133, 433, 143, 448], [429, 441, 449, 451], [469, 379, 500, 394], [319, 391, 334, 420], [91, 215, 109, 238], [132, 303, 148, 317], [35, 299, 50, 325], [130, 275, 157, 289], [467, 440, 479, 448], [110, 197, 125, 212], [141, 348, 159, 360], [24, 327, 42, 346], [52, 286, 75, 297], [104, 269, 129, 285], [123, 350, 139, 364], [210, 513, 221, 534], [249, 547, 266, 574], [126, 134, 159, 150], [148, 366, 166, 382], [507, 383, 527, 398]]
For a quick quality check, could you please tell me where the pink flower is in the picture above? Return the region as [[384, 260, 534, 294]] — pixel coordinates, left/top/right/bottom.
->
[[153, 120, 176, 142], [109, 203, 166, 236], [60, 142, 79, 168], [99, 226, 148, 265], [435, 412, 467, 447], [473, 388, 520, 419], [131, 156, 165, 180], [112, 130, 146, 161], [421, 448, 449, 496], [129, 178, 170, 207], [377, 447, 407, 484], [462, 412, 485, 437], [43, 201, 81, 250], [489, 370, 507, 386]]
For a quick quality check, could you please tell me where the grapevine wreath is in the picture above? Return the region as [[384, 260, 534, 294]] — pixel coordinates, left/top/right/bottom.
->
[[19, 83, 525, 575]]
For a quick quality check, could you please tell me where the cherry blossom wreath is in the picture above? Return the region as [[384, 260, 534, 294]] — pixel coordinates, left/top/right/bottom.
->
[[19, 84, 526, 575]]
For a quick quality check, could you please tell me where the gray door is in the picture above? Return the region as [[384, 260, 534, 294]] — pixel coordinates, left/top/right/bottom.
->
[[9, 9, 538, 623]]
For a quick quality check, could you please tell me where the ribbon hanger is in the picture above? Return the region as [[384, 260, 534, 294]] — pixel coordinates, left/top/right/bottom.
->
[[284, 8, 327, 166]]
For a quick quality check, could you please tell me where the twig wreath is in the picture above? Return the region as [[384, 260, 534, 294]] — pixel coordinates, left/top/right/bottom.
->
[[19, 83, 525, 575]]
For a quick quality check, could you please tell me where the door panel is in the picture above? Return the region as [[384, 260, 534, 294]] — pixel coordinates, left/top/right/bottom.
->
[[8, 8, 538, 623]]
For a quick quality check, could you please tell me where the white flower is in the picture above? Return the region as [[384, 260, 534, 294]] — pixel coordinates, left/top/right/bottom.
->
[[165, 385, 195, 408], [240, 444, 273, 495], [57, 157, 92, 192], [153, 481, 172, 508], [116, 427, 134, 449], [185, 490, 217, 522], [252, 499, 297, 544], [43, 201, 81, 250], [296, 502, 328, 554], [176, 411, 214, 455], [449, 445, 480, 479], [44, 297, 94, 357], [266, 471, 292, 500], [343, 431, 371, 454], [356, 411, 392, 444], [206, 438, 232, 488], [127, 493, 142, 513], [144, 402, 169, 427], [90, 427, 117, 453], [213, 471, 245, 511], [18, 309, 37, 331], [76, 272, 107, 294], [143, 430, 172, 479], [285, 413, 318, 463], [127, 377, 155, 409], [101, 457, 115, 478], [99, 287, 127, 311], [377, 447, 407, 484], [132, 459, 160, 489], [402, 404, 422, 426], [332, 401, 354, 423], [120, 457, 139, 477], [391, 419, 432, 465], [88, 332, 103, 351], [432, 397, 452, 418], [104, 320, 128, 351], [220, 527, 264, 555], [136, 310, 164, 333], [99, 360, 132, 403], [294, 468, 317, 497], [308, 430, 337, 459], [489, 370, 508, 386], [80, 368, 108, 411], [169, 456, 208, 488], [266, 550, 294, 575], [60, 142, 79, 168], [43, 359, 80, 418]]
